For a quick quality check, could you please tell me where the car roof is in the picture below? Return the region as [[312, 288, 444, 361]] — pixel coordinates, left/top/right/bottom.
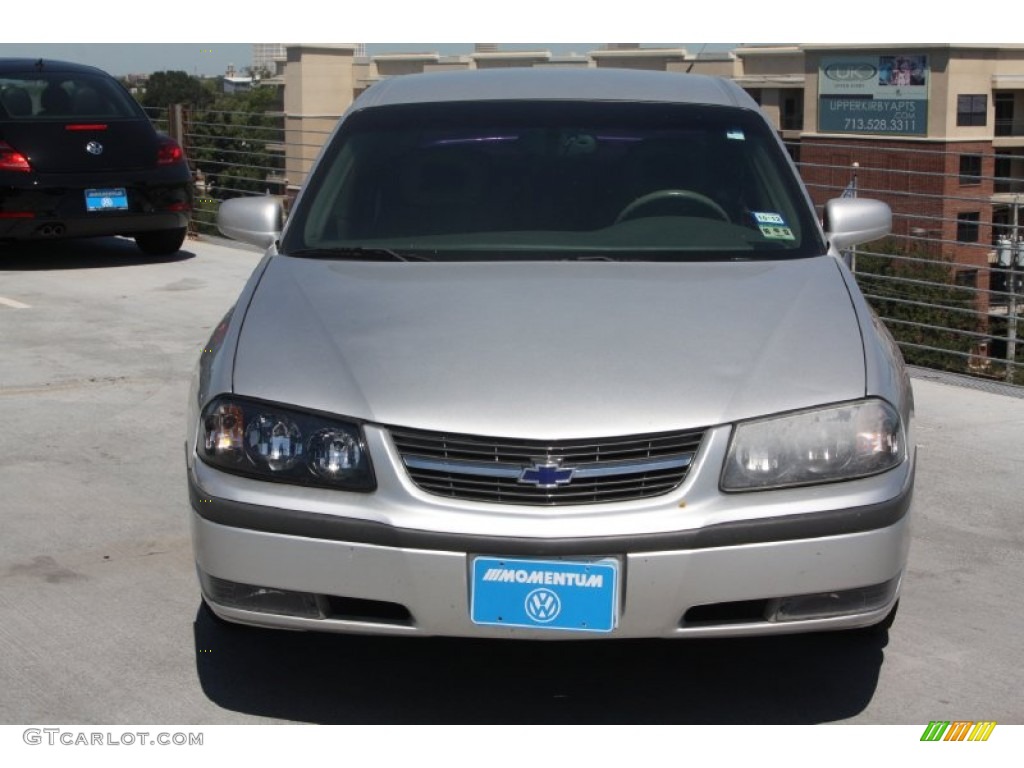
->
[[353, 68, 757, 111], [0, 58, 112, 77]]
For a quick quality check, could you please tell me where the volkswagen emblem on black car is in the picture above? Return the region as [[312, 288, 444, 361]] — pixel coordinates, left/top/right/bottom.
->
[[85, 141, 103, 155]]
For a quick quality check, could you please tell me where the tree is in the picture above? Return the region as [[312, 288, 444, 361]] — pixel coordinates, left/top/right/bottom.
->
[[854, 239, 984, 373], [142, 71, 214, 112], [184, 85, 285, 234], [188, 85, 283, 194]]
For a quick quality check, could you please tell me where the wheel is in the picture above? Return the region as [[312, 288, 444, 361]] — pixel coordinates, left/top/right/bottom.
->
[[135, 227, 186, 256], [615, 189, 730, 224]]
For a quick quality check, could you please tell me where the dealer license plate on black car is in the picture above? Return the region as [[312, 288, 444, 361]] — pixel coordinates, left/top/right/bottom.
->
[[470, 556, 619, 633], [85, 188, 128, 212]]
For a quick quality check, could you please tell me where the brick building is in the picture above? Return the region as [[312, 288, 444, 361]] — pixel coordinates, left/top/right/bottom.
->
[[769, 45, 1024, 312]]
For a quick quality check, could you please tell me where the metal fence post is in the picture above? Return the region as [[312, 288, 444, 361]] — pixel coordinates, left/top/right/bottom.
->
[[169, 104, 185, 145]]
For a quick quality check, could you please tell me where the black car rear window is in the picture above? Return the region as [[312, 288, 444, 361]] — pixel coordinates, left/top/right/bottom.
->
[[0, 72, 143, 121]]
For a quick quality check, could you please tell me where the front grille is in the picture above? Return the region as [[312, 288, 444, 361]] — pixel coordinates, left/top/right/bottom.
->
[[390, 426, 705, 505]]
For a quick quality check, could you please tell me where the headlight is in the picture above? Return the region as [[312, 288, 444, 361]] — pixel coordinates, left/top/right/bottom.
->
[[721, 399, 905, 491], [198, 396, 375, 491]]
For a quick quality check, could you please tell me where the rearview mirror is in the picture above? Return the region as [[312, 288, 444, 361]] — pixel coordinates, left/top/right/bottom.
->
[[217, 196, 284, 249], [823, 198, 892, 252]]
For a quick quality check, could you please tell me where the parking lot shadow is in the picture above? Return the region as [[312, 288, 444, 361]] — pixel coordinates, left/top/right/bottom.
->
[[193, 603, 886, 724], [0, 237, 195, 270]]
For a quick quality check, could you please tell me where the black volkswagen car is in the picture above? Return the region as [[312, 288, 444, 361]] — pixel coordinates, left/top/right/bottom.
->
[[0, 59, 192, 255]]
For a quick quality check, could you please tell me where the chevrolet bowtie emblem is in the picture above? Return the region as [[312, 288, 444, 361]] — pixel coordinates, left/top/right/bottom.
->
[[518, 459, 575, 488]]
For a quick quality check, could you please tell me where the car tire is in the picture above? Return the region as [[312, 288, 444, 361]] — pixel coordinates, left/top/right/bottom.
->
[[135, 228, 186, 256]]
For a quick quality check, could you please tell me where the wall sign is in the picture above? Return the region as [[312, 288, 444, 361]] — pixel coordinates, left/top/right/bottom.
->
[[818, 54, 929, 136]]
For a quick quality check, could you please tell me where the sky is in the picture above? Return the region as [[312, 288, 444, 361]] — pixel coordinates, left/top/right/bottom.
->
[[0, 0, 993, 77], [0, 43, 732, 78]]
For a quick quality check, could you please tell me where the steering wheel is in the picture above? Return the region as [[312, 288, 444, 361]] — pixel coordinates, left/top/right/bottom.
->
[[615, 189, 730, 224]]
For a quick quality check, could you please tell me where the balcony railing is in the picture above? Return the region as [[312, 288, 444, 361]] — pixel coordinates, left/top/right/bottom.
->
[[995, 118, 1024, 138]]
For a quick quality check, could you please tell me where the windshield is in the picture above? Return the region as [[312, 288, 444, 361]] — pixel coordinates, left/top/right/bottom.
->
[[283, 100, 825, 261]]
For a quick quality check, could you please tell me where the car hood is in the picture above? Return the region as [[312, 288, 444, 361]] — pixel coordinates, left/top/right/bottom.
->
[[233, 256, 866, 438]]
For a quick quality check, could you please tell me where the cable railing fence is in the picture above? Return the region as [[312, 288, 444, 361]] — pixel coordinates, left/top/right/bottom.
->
[[791, 139, 1023, 385], [156, 104, 338, 237], [155, 104, 1024, 387]]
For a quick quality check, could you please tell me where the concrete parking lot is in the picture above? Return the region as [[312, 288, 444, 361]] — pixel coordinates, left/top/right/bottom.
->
[[1, 235, 1022, 724]]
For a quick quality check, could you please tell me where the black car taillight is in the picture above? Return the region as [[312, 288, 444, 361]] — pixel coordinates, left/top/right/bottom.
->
[[0, 141, 32, 172], [157, 138, 185, 166]]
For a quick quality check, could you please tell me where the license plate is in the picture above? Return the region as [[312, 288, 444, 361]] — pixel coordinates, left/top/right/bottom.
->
[[470, 556, 619, 633], [85, 188, 128, 212]]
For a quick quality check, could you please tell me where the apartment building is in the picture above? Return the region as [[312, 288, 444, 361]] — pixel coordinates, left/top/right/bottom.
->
[[792, 45, 1024, 307]]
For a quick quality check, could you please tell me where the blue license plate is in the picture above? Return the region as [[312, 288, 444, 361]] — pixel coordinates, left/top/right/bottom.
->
[[85, 188, 128, 212], [470, 556, 619, 633]]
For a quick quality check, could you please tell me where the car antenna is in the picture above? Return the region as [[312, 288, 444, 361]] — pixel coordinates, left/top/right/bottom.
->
[[35, 58, 45, 71], [685, 44, 708, 74]]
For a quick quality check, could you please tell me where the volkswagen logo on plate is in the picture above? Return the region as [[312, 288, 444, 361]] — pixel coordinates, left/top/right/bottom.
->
[[85, 141, 104, 156], [524, 588, 561, 623]]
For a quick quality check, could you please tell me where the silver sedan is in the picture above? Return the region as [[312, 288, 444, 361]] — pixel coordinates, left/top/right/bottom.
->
[[189, 68, 912, 639]]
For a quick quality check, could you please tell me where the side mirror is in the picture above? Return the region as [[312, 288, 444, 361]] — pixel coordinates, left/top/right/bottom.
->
[[823, 198, 892, 252], [217, 196, 285, 249]]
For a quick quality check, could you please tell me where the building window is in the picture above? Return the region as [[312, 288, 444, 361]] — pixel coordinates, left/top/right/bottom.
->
[[956, 212, 981, 243], [957, 95, 988, 127], [954, 269, 979, 289], [959, 154, 982, 185], [995, 92, 1014, 137], [994, 154, 1012, 193], [781, 90, 803, 131]]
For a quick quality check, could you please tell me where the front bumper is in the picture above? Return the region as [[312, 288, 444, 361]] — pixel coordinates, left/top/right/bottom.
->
[[191, 511, 909, 639], [189, 446, 914, 639]]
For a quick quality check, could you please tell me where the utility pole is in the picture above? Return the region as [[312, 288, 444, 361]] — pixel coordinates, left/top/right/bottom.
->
[[1000, 195, 1020, 383], [1009, 197, 1019, 383], [841, 161, 859, 271], [850, 161, 859, 273]]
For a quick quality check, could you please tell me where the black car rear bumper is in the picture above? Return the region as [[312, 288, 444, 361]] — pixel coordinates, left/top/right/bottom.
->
[[0, 209, 189, 240], [0, 168, 192, 241]]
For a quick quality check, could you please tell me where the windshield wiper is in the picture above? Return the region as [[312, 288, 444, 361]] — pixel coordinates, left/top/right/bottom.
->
[[287, 247, 430, 262], [561, 254, 620, 262]]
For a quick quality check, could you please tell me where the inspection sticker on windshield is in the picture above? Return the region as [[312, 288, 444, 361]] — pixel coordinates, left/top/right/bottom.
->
[[753, 211, 795, 240], [470, 557, 619, 633]]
